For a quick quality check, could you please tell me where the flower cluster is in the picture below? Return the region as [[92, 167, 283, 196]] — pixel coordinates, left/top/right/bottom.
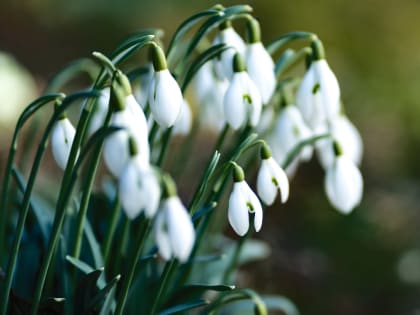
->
[[13, 5, 366, 314]]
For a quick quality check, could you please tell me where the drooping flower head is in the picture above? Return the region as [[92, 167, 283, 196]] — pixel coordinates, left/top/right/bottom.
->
[[154, 175, 195, 262], [244, 18, 276, 105], [148, 45, 183, 128], [103, 70, 150, 177], [324, 141, 363, 214], [228, 162, 263, 236], [296, 39, 340, 129], [51, 115, 77, 170], [212, 20, 246, 80], [257, 143, 290, 206], [315, 113, 363, 170], [223, 53, 262, 130], [119, 137, 160, 219]]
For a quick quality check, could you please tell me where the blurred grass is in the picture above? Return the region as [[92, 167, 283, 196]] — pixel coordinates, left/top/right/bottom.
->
[[1, 0, 420, 314]]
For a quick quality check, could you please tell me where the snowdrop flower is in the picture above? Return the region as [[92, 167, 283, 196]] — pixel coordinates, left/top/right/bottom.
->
[[148, 45, 183, 128], [119, 138, 160, 219], [192, 61, 228, 132], [154, 176, 195, 262], [88, 87, 110, 136], [316, 114, 363, 169], [223, 53, 262, 130], [212, 20, 246, 80], [228, 162, 263, 236], [257, 143, 290, 206], [51, 116, 77, 170], [245, 18, 276, 104], [104, 73, 150, 177], [268, 104, 313, 176], [172, 98, 192, 136], [296, 39, 340, 129], [324, 142, 363, 214]]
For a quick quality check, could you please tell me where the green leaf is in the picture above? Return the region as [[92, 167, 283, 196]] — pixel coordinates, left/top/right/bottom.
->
[[110, 33, 156, 65], [66, 255, 95, 274], [192, 202, 217, 223], [167, 9, 222, 57], [282, 133, 330, 169], [185, 5, 253, 58], [158, 299, 209, 315], [85, 274, 121, 313], [267, 31, 317, 55], [74, 268, 104, 314]]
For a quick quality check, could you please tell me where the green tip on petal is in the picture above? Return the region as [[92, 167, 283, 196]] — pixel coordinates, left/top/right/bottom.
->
[[162, 173, 177, 198], [246, 18, 261, 44], [150, 44, 168, 71], [212, 4, 225, 10], [128, 136, 138, 157], [311, 39, 325, 60], [260, 142, 272, 160], [231, 161, 245, 182], [332, 140, 343, 156], [233, 53, 246, 73]]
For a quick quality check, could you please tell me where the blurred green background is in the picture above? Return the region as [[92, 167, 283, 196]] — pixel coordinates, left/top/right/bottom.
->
[[1, 0, 420, 314]]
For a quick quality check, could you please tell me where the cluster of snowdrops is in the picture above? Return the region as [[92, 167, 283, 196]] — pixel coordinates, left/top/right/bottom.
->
[[0, 4, 363, 315]]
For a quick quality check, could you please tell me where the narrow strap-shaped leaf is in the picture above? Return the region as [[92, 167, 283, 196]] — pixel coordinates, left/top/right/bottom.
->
[[158, 299, 209, 315], [84, 274, 121, 313], [111, 34, 156, 66], [66, 256, 95, 274]]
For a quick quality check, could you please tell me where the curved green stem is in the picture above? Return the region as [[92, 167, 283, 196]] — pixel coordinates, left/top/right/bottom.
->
[[267, 31, 318, 55], [29, 91, 101, 315], [114, 217, 151, 315], [0, 92, 88, 315], [149, 260, 179, 315], [103, 194, 122, 265], [0, 94, 63, 266]]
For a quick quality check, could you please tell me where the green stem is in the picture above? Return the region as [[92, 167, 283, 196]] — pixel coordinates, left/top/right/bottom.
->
[[103, 195, 122, 265], [149, 260, 178, 315], [267, 31, 318, 55], [71, 108, 113, 260], [222, 230, 250, 283], [29, 91, 102, 315], [156, 127, 174, 167], [114, 217, 151, 315], [0, 94, 63, 266], [114, 218, 131, 275]]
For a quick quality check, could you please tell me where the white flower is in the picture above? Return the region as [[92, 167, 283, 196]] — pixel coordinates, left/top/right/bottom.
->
[[148, 69, 183, 128], [154, 196, 195, 262], [324, 154, 363, 214], [192, 61, 228, 132], [103, 100, 150, 177], [268, 105, 313, 175], [257, 157, 290, 206], [51, 117, 77, 170], [296, 59, 340, 129], [228, 180, 263, 236], [172, 98, 192, 136], [119, 157, 160, 219], [245, 42, 276, 104], [224, 71, 262, 130], [315, 115, 363, 169], [212, 26, 246, 80], [88, 87, 110, 136]]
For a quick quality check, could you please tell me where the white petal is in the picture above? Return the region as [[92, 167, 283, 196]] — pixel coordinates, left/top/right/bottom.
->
[[165, 197, 195, 262], [134, 63, 153, 109], [325, 155, 363, 214], [149, 69, 183, 127], [88, 87, 110, 136], [243, 183, 263, 232], [257, 160, 278, 205], [104, 129, 130, 177], [246, 42, 275, 104], [173, 98, 192, 136], [154, 209, 172, 260], [228, 182, 250, 236], [51, 118, 76, 170], [267, 157, 290, 203]]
